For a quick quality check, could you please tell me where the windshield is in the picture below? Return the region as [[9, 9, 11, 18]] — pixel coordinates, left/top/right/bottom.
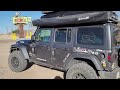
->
[[77, 27, 104, 45]]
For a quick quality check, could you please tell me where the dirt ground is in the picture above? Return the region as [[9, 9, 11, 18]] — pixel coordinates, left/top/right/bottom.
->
[[0, 40, 63, 79]]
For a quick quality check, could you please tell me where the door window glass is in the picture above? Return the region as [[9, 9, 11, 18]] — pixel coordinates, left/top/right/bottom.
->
[[36, 29, 51, 43], [55, 29, 72, 43]]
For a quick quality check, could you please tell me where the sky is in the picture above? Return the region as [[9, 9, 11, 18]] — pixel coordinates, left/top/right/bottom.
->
[[0, 11, 120, 34], [0, 11, 43, 34]]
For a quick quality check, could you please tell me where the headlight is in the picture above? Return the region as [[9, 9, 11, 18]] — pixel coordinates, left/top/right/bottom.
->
[[20, 41, 25, 43]]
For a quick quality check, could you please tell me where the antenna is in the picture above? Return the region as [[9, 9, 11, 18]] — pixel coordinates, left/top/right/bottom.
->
[[15, 12, 21, 17]]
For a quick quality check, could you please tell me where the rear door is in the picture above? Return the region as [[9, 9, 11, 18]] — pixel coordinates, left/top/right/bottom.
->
[[52, 28, 73, 69]]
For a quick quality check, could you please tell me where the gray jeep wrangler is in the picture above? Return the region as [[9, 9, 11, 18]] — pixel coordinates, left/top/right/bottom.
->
[[8, 11, 120, 79]]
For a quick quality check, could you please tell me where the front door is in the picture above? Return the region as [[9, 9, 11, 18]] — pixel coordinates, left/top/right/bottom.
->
[[33, 28, 52, 65], [52, 28, 73, 69]]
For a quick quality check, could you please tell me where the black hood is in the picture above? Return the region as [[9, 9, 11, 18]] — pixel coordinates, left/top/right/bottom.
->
[[16, 39, 31, 45]]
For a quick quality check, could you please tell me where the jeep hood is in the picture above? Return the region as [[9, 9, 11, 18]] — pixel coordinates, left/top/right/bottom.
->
[[16, 39, 31, 45]]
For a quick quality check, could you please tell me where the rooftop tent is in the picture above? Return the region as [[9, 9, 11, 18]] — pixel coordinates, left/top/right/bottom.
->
[[41, 11, 118, 19], [33, 11, 119, 27], [41, 11, 94, 18], [41, 11, 55, 14]]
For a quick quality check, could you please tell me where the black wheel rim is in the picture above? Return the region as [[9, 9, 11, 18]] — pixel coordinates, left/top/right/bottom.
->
[[72, 73, 86, 79], [11, 57, 19, 68]]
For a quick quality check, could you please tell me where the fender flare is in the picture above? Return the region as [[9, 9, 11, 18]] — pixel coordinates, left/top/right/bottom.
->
[[64, 53, 104, 71], [10, 44, 30, 60]]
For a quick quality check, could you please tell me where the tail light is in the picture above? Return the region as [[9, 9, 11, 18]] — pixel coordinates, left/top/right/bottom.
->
[[108, 53, 118, 62], [108, 55, 111, 61]]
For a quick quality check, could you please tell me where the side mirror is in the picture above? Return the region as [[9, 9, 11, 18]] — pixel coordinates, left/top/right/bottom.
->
[[31, 35, 36, 41]]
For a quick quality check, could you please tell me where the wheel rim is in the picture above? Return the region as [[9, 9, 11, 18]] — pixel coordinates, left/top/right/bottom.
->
[[11, 57, 19, 68], [72, 73, 86, 79]]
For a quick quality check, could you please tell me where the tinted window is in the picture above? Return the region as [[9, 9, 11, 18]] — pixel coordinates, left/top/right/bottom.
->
[[36, 29, 51, 43], [55, 29, 71, 43], [77, 27, 104, 45]]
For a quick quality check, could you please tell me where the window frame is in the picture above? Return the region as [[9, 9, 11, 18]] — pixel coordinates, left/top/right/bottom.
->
[[75, 25, 107, 49], [77, 26, 104, 45], [35, 28, 53, 43], [54, 28, 72, 44]]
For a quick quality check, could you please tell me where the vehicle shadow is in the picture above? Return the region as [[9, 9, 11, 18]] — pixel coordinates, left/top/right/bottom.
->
[[54, 76, 63, 79]]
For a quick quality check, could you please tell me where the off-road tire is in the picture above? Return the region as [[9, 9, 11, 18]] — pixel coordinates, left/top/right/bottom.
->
[[8, 51, 31, 72], [66, 63, 98, 79]]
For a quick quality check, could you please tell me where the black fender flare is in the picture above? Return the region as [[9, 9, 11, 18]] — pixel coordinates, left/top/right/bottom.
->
[[10, 44, 29, 60], [64, 53, 104, 71]]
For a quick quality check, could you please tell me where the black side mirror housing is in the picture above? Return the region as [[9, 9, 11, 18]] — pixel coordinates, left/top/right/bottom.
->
[[31, 35, 36, 41]]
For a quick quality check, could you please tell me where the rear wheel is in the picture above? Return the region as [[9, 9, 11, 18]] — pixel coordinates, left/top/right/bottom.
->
[[66, 63, 98, 79], [8, 51, 32, 72]]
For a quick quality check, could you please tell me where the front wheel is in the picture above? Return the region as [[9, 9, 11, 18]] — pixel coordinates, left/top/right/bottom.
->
[[8, 51, 32, 72], [65, 63, 98, 79]]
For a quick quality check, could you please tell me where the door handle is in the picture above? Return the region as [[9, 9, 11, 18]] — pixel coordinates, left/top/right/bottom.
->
[[45, 46, 50, 50], [64, 48, 69, 51]]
